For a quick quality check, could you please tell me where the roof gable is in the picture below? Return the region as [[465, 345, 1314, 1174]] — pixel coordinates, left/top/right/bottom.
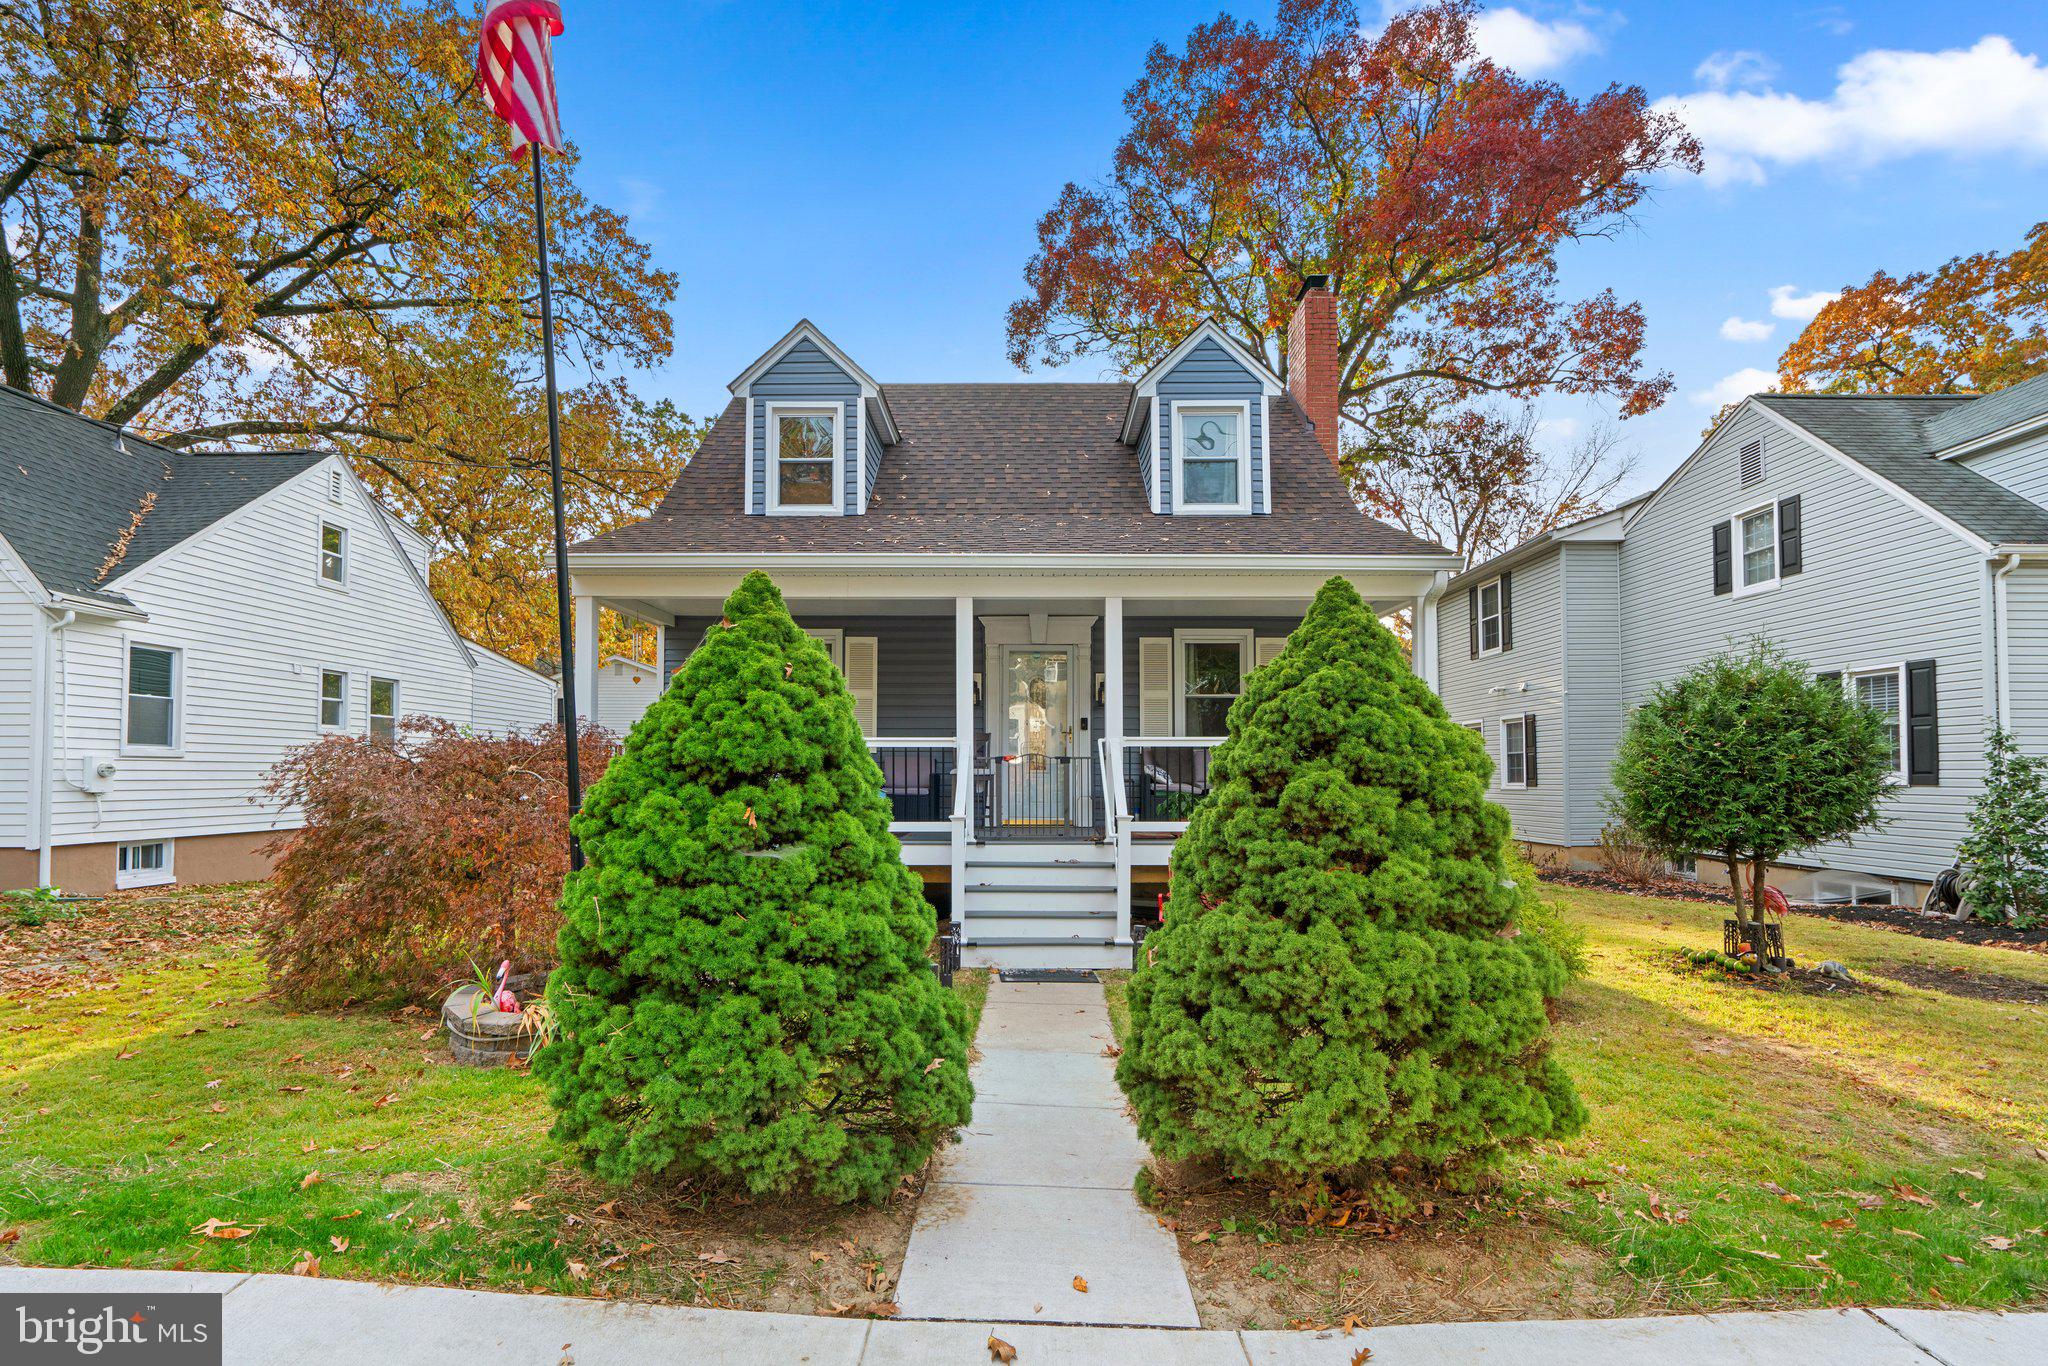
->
[[727, 319, 899, 444], [1121, 321, 1284, 443], [1924, 371, 2048, 455]]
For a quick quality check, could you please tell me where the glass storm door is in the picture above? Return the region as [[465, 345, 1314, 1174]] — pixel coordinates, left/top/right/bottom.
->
[[1000, 646, 1073, 825]]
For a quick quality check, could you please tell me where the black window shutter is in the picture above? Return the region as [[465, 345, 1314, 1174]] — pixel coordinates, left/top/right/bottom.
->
[[1499, 571, 1513, 652], [1815, 670, 1841, 690], [1778, 496, 1803, 576], [1467, 585, 1478, 659], [1907, 659, 1940, 786], [1523, 713, 1538, 787], [1712, 523, 1732, 595]]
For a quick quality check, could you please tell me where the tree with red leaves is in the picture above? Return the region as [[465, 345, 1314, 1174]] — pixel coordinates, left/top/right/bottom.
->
[[1007, 0, 1700, 447]]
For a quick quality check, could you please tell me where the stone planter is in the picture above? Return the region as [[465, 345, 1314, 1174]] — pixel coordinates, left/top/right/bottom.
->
[[442, 971, 547, 1067]]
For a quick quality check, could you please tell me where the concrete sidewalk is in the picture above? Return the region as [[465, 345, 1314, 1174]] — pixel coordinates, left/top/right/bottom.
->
[[4, 1268, 2046, 1363], [892, 978, 1199, 1327]]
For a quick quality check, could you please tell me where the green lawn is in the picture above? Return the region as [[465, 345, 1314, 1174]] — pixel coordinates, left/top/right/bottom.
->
[[1106, 885, 2048, 1316], [0, 890, 988, 1311]]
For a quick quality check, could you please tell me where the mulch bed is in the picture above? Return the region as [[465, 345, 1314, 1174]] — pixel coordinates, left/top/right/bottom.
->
[[1659, 949, 1882, 998], [1871, 961, 2048, 1006], [1541, 868, 2048, 954]]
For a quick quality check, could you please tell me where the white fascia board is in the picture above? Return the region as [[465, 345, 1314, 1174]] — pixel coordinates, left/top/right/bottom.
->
[[569, 550, 1463, 575], [0, 527, 52, 606], [465, 639, 560, 687], [1121, 320, 1285, 443], [1935, 409, 2048, 461]]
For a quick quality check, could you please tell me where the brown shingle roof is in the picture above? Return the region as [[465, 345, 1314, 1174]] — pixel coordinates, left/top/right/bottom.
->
[[576, 383, 1446, 558]]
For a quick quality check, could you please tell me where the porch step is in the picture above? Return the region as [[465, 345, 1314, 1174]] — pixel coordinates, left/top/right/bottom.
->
[[965, 906, 1115, 920], [963, 940, 1131, 971], [967, 882, 1118, 895]]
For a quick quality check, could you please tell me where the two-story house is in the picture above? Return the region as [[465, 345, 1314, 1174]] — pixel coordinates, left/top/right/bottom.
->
[[0, 386, 558, 894], [569, 280, 1463, 967], [1438, 374, 2048, 906]]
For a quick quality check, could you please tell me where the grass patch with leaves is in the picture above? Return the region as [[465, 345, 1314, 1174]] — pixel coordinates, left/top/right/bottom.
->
[[0, 888, 987, 1316], [1109, 886, 2048, 1329]]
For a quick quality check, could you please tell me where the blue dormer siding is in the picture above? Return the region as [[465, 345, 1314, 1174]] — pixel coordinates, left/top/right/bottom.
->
[[1155, 337, 1268, 515], [748, 338, 862, 516], [1137, 421, 1157, 511]]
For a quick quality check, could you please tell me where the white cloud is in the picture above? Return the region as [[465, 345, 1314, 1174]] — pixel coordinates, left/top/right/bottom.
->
[[1768, 285, 1839, 321], [1469, 7, 1602, 75], [1693, 49, 1776, 90], [1720, 316, 1776, 343], [1657, 35, 2048, 186], [1693, 367, 1781, 408]]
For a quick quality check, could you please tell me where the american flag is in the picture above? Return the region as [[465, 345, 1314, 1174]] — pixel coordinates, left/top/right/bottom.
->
[[477, 1, 565, 156]]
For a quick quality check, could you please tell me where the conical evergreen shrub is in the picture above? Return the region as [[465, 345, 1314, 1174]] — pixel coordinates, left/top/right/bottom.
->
[[1117, 577, 1584, 1190], [535, 571, 973, 1203]]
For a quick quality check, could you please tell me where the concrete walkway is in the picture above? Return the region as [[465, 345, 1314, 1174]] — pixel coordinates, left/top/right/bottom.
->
[[4, 1269, 2046, 1363], [893, 977, 1200, 1327]]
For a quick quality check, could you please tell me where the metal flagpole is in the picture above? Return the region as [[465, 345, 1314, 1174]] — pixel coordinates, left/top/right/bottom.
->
[[530, 149, 583, 870]]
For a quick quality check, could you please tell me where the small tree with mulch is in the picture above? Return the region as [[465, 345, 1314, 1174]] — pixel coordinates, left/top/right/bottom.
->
[[1117, 577, 1585, 1195], [535, 571, 972, 1204], [1610, 641, 1894, 952], [1958, 727, 2048, 928]]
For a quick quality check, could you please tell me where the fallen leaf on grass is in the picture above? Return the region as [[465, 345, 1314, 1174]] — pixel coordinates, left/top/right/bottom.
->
[[590, 1200, 618, 1217], [279, 1085, 305, 1094], [191, 1218, 257, 1240], [1744, 1249, 1782, 1260], [1952, 1168, 1986, 1181], [299, 1171, 322, 1189], [1821, 1217, 1855, 1232], [987, 1336, 1017, 1363], [1889, 1181, 1935, 1208], [289, 1252, 321, 1277], [1983, 1236, 2016, 1251], [509, 1196, 535, 1213], [329, 1236, 349, 1253], [1072, 1275, 1088, 1293], [0, 1229, 19, 1246], [566, 1261, 589, 1281], [697, 1250, 736, 1265], [373, 1093, 397, 1108], [115, 1050, 138, 1061], [809, 1250, 829, 1264]]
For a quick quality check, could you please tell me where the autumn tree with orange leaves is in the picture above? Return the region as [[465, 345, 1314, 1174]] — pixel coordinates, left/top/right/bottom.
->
[[1007, 0, 1700, 460], [1778, 222, 2048, 397], [0, 0, 693, 665]]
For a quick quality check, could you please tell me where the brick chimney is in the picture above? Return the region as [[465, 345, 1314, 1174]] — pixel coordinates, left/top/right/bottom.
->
[[1286, 274, 1340, 467]]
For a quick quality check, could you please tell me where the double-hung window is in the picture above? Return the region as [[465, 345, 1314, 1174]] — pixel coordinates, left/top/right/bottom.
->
[[767, 405, 840, 513], [369, 677, 400, 742], [1735, 505, 1778, 594], [319, 522, 348, 586], [319, 669, 348, 730], [1502, 716, 1530, 788], [1851, 666, 1904, 781], [1175, 404, 1250, 513], [125, 644, 179, 750], [1175, 632, 1249, 736], [1476, 578, 1504, 653]]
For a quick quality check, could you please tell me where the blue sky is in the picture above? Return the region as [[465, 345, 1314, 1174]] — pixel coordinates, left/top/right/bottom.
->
[[556, 2, 2048, 490]]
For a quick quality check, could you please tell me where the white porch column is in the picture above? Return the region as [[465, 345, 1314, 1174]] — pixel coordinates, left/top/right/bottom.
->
[[1104, 595, 1131, 946], [571, 594, 599, 726], [951, 595, 973, 923]]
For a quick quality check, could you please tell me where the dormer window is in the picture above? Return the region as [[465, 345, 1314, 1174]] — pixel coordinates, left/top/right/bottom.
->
[[767, 404, 841, 514], [1175, 402, 1251, 513]]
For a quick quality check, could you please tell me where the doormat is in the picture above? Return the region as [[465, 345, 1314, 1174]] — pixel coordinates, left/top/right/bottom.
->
[[998, 969, 1099, 983]]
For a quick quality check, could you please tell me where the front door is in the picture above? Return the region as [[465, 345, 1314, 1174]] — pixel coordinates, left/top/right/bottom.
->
[[999, 646, 1073, 826]]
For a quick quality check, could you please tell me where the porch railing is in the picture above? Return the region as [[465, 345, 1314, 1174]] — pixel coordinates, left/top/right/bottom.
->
[[1117, 738, 1223, 824], [867, 739, 961, 826], [978, 753, 1102, 840]]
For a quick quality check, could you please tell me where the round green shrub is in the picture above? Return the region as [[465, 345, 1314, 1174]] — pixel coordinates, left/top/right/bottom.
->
[[534, 571, 973, 1203], [1117, 576, 1584, 1189]]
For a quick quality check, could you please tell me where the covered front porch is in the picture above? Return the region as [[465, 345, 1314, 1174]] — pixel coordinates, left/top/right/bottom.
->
[[566, 557, 1450, 963]]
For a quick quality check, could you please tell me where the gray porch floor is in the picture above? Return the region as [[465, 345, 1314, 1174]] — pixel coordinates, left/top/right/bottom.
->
[[893, 979, 1198, 1327]]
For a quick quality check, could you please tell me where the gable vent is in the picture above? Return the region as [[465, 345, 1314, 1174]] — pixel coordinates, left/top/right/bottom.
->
[[327, 468, 345, 503], [1739, 439, 1764, 488]]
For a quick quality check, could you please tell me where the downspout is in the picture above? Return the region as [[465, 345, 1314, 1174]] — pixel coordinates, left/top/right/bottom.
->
[[1993, 552, 2022, 730], [37, 609, 76, 888]]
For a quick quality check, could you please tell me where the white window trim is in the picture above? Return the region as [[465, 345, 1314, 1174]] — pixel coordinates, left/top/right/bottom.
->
[[764, 401, 845, 517], [318, 521, 349, 588], [1499, 714, 1529, 789], [121, 639, 183, 757], [369, 675, 400, 740], [803, 626, 846, 671], [1171, 628, 1253, 736], [1845, 661, 1908, 786], [317, 668, 351, 732], [116, 838, 175, 890], [1171, 400, 1253, 515], [1476, 576, 1506, 655], [1730, 502, 1780, 597]]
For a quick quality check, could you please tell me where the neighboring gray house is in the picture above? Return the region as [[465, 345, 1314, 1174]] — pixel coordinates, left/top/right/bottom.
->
[[1438, 374, 2048, 905], [568, 282, 1464, 967]]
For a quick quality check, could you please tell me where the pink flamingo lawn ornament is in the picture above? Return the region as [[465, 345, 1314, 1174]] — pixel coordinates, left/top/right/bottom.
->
[[491, 959, 521, 1014]]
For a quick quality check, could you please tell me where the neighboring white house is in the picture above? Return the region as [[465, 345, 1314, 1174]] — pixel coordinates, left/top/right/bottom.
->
[[1438, 374, 2048, 906], [594, 654, 662, 735], [569, 282, 1464, 966], [0, 385, 557, 894]]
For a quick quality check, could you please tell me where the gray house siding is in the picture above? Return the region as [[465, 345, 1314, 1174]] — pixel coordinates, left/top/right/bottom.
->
[[1156, 338, 1268, 515], [1619, 403, 1993, 885], [1560, 543, 1623, 846], [2006, 566, 2048, 753], [666, 613, 956, 738], [1958, 425, 2048, 510], [747, 338, 862, 516], [1438, 553, 1568, 846], [1121, 616, 1303, 734]]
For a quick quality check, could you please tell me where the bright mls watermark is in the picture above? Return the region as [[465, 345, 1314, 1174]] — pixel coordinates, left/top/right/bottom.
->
[[4, 1293, 221, 1364]]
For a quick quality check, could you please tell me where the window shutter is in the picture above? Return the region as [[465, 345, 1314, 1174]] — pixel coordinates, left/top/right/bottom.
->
[[1138, 637, 1172, 737], [1906, 658, 1939, 786], [1466, 585, 1478, 659], [1254, 637, 1286, 670], [1778, 495, 1803, 576], [1712, 523, 1733, 595], [844, 636, 878, 735], [1523, 713, 1538, 787], [1815, 670, 1841, 690], [1499, 571, 1513, 652]]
